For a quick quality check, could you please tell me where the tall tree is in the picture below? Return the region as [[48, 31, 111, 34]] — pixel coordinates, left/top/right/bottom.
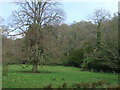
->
[[91, 9, 110, 51], [11, 0, 64, 72], [81, 9, 111, 71]]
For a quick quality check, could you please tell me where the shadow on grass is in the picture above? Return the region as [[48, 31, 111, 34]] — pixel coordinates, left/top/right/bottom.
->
[[17, 70, 57, 74]]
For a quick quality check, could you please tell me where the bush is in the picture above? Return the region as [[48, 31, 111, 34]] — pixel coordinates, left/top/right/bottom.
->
[[64, 49, 84, 67], [81, 48, 119, 73]]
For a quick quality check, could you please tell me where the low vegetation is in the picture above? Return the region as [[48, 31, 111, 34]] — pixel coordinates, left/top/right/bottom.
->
[[2, 65, 119, 88]]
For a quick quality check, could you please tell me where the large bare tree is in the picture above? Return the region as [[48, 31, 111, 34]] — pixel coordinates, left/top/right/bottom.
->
[[11, 0, 64, 72]]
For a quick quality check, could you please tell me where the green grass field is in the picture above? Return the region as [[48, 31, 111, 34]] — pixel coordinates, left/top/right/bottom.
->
[[2, 65, 119, 88]]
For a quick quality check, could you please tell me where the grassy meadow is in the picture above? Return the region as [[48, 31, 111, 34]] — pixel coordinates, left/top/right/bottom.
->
[[2, 65, 119, 88]]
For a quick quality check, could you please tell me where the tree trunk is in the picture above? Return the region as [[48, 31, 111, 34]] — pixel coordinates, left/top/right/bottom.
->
[[32, 63, 38, 73], [3, 64, 8, 75]]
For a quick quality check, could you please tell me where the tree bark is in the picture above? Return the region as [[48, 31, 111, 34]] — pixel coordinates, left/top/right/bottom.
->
[[32, 63, 38, 73], [3, 64, 8, 75]]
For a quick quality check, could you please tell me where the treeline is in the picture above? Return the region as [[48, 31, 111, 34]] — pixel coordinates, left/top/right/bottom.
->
[[2, 12, 119, 73]]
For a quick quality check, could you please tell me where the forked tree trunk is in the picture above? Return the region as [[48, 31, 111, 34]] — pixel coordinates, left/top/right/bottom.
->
[[32, 63, 38, 73]]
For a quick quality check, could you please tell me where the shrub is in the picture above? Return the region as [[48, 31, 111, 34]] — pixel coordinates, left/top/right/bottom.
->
[[64, 49, 84, 67]]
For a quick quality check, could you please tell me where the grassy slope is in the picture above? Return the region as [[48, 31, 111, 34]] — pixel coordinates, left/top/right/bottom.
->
[[2, 65, 119, 88]]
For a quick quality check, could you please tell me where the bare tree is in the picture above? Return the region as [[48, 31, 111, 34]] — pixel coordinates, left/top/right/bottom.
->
[[11, 0, 64, 72]]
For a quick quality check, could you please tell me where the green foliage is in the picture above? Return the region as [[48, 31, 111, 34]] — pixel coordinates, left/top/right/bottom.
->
[[82, 46, 119, 72], [65, 49, 84, 67], [81, 57, 94, 70]]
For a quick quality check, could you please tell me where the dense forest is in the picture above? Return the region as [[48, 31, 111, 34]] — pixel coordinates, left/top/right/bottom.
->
[[2, 13, 119, 73], [1, 1, 119, 74]]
